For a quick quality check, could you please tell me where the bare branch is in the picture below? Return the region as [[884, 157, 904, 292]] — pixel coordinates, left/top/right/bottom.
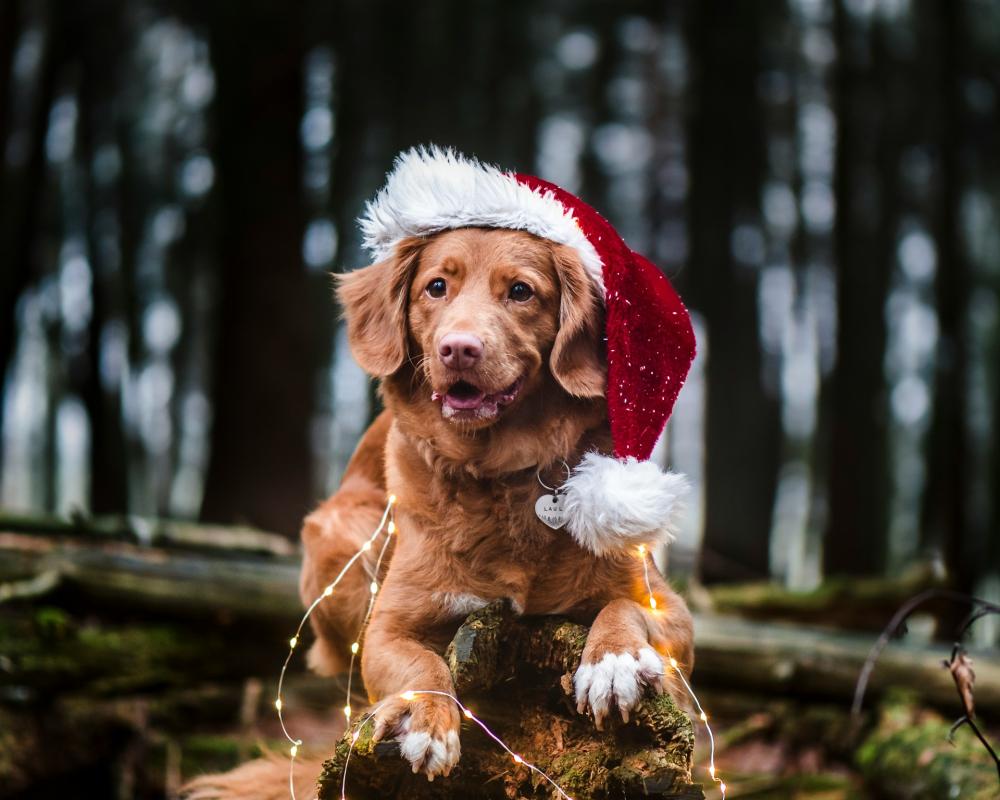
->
[[851, 589, 1000, 716]]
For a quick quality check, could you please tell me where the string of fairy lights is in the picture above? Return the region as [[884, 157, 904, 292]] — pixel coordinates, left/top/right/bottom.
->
[[275, 496, 727, 800], [639, 544, 725, 798]]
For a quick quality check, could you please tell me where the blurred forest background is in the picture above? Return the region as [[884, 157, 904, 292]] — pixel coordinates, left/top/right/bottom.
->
[[3, 0, 999, 616], [2, 0, 1000, 797]]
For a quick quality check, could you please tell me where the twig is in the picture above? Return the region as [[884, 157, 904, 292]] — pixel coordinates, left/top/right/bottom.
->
[[948, 715, 1000, 779], [943, 645, 1000, 781], [851, 589, 1000, 716], [958, 607, 997, 641], [854, 590, 1000, 787]]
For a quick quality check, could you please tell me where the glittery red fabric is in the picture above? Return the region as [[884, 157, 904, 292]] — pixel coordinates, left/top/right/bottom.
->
[[514, 174, 696, 461]]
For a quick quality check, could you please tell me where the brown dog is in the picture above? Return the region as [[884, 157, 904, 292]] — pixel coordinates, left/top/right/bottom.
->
[[299, 227, 694, 780]]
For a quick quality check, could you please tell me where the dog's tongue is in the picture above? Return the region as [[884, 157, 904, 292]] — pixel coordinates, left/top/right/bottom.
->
[[440, 383, 486, 410]]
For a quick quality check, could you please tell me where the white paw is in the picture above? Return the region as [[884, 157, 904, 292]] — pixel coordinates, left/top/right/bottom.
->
[[574, 646, 664, 727], [398, 726, 461, 780]]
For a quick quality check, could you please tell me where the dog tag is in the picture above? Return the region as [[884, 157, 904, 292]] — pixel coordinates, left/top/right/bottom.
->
[[535, 492, 568, 530]]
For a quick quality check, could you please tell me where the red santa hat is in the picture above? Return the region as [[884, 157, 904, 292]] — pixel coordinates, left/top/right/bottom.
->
[[360, 146, 696, 557]]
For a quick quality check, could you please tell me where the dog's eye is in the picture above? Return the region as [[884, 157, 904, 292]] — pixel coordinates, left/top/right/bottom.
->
[[508, 282, 533, 302], [426, 278, 447, 299]]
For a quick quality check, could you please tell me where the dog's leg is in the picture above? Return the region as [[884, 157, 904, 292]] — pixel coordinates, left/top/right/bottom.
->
[[574, 569, 693, 728], [361, 574, 462, 780], [299, 411, 393, 675]]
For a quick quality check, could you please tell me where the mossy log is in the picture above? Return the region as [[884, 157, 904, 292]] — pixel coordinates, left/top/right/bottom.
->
[[0, 509, 296, 556], [318, 602, 705, 800], [2, 520, 998, 714], [694, 614, 1000, 713], [706, 564, 943, 631], [0, 530, 301, 621]]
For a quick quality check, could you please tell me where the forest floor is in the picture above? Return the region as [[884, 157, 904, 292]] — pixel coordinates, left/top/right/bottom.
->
[[1, 516, 998, 799]]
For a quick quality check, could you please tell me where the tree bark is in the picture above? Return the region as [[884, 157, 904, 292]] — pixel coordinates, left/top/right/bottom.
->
[[197, 2, 317, 537], [920, 0, 975, 606], [824, 0, 894, 577], [686, 0, 779, 584]]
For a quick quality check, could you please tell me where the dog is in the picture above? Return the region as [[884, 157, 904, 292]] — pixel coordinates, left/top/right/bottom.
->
[[182, 150, 694, 798], [300, 226, 694, 780]]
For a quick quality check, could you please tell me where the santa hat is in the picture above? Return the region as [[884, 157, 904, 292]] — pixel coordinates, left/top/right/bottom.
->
[[360, 146, 696, 557]]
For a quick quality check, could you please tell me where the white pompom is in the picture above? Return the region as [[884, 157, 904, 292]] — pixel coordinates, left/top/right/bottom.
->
[[562, 452, 689, 557]]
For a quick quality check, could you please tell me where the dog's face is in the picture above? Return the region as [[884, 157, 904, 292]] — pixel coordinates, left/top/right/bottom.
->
[[338, 228, 605, 430]]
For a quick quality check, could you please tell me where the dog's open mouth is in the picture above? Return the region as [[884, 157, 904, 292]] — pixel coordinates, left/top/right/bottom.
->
[[431, 376, 524, 420]]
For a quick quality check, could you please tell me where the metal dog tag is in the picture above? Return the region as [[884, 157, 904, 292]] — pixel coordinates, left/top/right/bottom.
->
[[535, 492, 568, 530]]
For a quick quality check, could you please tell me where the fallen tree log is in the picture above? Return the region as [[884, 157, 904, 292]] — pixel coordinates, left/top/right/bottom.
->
[[319, 602, 705, 800], [0, 530, 301, 621], [1, 522, 997, 713], [705, 564, 944, 631], [0, 510, 297, 556], [693, 614, 1000, 713]]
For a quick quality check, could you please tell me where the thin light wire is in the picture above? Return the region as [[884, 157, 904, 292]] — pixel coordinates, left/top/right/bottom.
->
[[639, 545, 725, 798], [363, 690, 575, 800], [343, 515, 395, 720], [276, 495, 396, 800], [340, 700, 389, 800], [637, 545, 657, 610], [276, 502, 721, 800], [668, 656, 726, 799]]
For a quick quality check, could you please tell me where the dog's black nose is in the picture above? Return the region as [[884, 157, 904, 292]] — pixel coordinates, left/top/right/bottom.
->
[[439, 332, 483, 370]]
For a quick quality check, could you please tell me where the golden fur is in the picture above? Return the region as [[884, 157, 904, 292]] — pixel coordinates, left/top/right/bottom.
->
[[181, 228, 693, 796]]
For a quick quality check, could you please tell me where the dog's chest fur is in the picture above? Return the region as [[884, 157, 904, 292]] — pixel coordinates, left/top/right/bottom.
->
[[389, 431, 606, 617]]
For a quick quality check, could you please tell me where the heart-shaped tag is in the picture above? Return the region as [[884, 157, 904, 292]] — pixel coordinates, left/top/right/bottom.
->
[[535, 492, 569, 530]]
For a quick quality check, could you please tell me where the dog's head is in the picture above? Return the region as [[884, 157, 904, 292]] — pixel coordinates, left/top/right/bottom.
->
[[337, 227, 605, 429]]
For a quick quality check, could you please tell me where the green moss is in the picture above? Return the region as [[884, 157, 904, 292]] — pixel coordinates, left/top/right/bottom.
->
[[857, 699, 999, 799], [548, 746, 613, 795]]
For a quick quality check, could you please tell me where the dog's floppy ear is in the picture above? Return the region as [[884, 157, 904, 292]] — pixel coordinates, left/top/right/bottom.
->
[[335, 237, 424, 377], [550, 243, 606, 398]]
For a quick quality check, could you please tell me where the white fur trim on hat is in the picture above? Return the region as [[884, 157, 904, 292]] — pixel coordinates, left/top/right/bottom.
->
[[562, 452, 688, 557], [359, 145, 605, 296]]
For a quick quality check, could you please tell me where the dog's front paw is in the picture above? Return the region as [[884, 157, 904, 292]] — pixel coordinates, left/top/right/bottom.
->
[[372, 694, 461, 780], [573, 646, 664, 728]]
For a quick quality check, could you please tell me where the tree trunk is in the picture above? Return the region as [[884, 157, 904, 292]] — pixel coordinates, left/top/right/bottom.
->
[[824, 0, 894, 577], [686, 0, 779, 584], [198, 3, 317, 537], [921, 1, 975, 607], [0, 1, 62, 478]]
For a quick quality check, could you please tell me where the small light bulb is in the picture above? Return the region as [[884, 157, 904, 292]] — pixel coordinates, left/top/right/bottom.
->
[[709, 765, 715, 777], [669, 657, 678, 669], [344, 704, 352, 719], [362, 541, 372, 551], [400, 691, 415, 701], [290, 744, 298, 757], [352, 730, 361, 743], [637, 544, 646, 556], [387, 520, 396, 534], [512, 754, 523, 764], [350, 642, 360, 654], [323, 584, 334, 597], [649, 596, 657, 609], [370, 581, 378, 594], [463, 708, 473, 719], [700, 712, 708, 722], [389, 494, 397, 504], [275, 698, 283, 711], [720, 782, 727, 794], [289, 636, 298, 649]]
